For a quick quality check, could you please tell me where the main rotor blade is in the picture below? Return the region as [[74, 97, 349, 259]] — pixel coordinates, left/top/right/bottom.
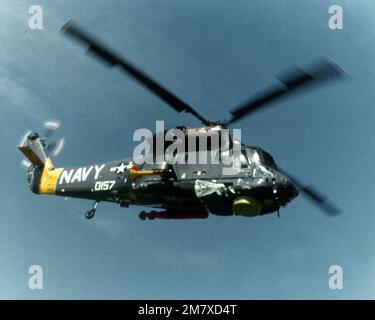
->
[[278, 167, 341, 216], [299, 185, 341, 216], [61, 21, 212, 125], [225, 57, 347, 125]]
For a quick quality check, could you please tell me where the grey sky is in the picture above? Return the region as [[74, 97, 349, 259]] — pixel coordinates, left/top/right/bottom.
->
[[1, 0, 374, 299]]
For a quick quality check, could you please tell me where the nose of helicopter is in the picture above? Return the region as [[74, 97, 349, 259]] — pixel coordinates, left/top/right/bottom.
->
[[273, 171, 299, 201], [286, 178, 299, 199]]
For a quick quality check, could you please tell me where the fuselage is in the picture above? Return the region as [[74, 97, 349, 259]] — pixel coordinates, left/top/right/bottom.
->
[[27, 145, 298, 217]]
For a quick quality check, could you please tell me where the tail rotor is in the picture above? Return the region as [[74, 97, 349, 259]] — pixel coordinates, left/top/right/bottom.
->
[[19, 120, 65, 169]]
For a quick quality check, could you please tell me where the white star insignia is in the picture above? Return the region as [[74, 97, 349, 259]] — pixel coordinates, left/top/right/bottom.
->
[[110, 162, 132, 174]]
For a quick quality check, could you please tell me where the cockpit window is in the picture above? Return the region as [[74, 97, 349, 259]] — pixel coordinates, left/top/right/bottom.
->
[[244, 147, 277, 169], [240, 151, 249, 168], [260, 151, 277, 169]]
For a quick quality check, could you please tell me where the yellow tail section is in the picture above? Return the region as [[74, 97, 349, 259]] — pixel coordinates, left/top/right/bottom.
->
[[39, 158, 63, 194]]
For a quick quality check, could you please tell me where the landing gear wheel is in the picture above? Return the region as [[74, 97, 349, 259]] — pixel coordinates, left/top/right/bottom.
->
[[139, 211, 148, 220], [85, 209, 95, 220]]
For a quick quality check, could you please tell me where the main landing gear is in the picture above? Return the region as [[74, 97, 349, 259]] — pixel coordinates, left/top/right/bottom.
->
[[85, 201, 100, 220]]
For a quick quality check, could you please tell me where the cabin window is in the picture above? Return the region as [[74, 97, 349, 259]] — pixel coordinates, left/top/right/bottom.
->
[[240, 152, 249, 169]]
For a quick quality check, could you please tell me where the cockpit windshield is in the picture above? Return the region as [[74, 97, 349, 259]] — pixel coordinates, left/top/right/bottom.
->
[[244, 147, 277, 169], [258, 149, 277, 169]]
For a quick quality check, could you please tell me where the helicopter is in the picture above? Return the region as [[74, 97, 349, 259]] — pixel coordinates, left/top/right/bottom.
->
[[19, 21, 346, 220]]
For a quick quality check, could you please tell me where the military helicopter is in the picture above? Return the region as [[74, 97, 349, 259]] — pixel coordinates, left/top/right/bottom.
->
[[19, 21, 346, 220]]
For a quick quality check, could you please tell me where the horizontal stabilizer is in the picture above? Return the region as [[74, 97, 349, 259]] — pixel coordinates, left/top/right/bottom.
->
[[18, 132, 49, 167]]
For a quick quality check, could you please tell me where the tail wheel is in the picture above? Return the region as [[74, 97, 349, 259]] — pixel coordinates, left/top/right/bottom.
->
[[85, 209, 95, 220]]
